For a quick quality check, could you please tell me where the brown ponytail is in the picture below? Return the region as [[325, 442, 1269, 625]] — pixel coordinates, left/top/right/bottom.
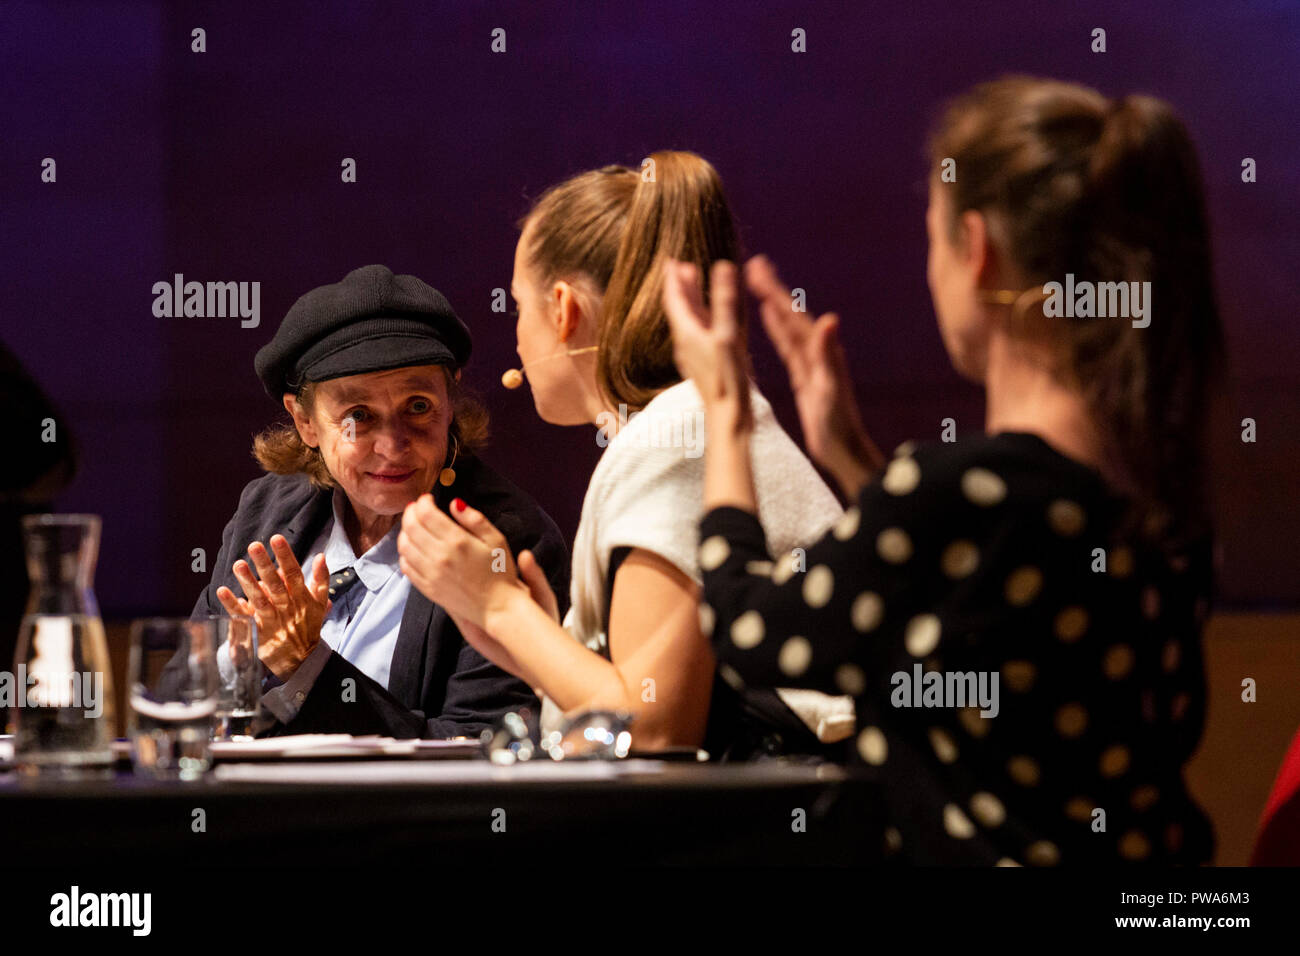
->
[[520, 151, 740, 411], [928, 76, 1224, 545]]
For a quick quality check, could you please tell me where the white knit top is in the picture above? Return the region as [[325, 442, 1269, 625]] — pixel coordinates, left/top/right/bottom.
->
[[539, 379, 856, 745]]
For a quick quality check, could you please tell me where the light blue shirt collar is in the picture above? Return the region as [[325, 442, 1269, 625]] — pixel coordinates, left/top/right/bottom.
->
[[323, 488, 401, 593]]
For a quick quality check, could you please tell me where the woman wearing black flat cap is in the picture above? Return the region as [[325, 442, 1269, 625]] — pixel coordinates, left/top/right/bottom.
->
[[192, 264, 569, 739]]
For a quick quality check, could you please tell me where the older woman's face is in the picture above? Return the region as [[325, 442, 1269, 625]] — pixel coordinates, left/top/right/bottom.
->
[[287, 365, 451, 519]]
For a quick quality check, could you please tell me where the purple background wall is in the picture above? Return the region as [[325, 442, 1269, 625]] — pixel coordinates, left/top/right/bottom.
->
[[2, 0, 1297, 616]]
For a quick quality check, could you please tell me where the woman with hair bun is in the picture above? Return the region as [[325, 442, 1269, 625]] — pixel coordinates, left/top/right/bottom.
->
[[399, 151, 853, 756], [664, 77, 1223, 863]]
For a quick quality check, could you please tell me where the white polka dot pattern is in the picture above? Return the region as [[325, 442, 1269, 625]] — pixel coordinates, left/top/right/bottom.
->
[[691, 433, 1209, 865]]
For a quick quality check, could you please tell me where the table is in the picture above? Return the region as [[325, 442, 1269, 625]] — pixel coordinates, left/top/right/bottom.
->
[[0, 758, 885, 865]]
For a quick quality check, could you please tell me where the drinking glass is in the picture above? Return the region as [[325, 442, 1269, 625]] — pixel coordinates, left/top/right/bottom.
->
[[127, 618, 219, 780], [211, 613, 262, 740], [540, 710, 633, 761]]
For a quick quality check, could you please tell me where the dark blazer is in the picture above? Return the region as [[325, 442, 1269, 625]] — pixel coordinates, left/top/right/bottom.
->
[[192, 455, 569, 739]]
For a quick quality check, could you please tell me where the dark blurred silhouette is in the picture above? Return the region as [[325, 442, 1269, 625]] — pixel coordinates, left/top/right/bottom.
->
[[1, 338, 77, 685]]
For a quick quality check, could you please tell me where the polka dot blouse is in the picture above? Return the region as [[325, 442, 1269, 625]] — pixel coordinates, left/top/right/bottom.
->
[[698, 432, 1215, 865]]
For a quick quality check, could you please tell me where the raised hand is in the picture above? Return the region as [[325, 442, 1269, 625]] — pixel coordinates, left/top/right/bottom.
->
[[661, 259, 754, 435], [216, 535, 331, 680], [398, 495, 531, 631], [448, 501, 559, 624], [744, 255, 882, 498]]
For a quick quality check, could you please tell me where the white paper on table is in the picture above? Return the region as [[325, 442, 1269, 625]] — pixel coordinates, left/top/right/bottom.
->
[[212, 733, 377, 758], [213, 757, 667, 785], [209, 734, 482, 759]]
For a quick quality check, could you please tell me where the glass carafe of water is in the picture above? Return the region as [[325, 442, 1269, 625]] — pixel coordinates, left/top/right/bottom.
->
[[12, 514, 115, 773]]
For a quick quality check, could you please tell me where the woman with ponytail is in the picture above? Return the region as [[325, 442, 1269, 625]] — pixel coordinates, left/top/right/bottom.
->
[[398, 151, 853, 755], [664, 77, 1223, 863]]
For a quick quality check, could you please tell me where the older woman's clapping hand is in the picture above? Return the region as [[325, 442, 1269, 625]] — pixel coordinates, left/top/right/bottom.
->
[[215, 535, 331, 679]]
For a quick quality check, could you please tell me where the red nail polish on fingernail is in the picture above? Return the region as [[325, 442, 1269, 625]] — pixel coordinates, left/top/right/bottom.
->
[[453, 498, 466, 512]]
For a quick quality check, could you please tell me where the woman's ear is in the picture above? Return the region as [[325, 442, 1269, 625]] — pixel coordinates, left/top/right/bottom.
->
[[960, 209, 1004, 292], [552, 280, 588, 346], [958, 209, 988, 276], [283, 393, 319, 448]]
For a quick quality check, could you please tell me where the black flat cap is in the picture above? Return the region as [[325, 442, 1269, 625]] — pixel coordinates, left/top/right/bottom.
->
[[254, 264, 472, 398]]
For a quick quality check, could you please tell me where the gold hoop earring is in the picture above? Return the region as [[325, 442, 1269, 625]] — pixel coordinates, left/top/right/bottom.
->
[[439, 433, 460, 487]]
